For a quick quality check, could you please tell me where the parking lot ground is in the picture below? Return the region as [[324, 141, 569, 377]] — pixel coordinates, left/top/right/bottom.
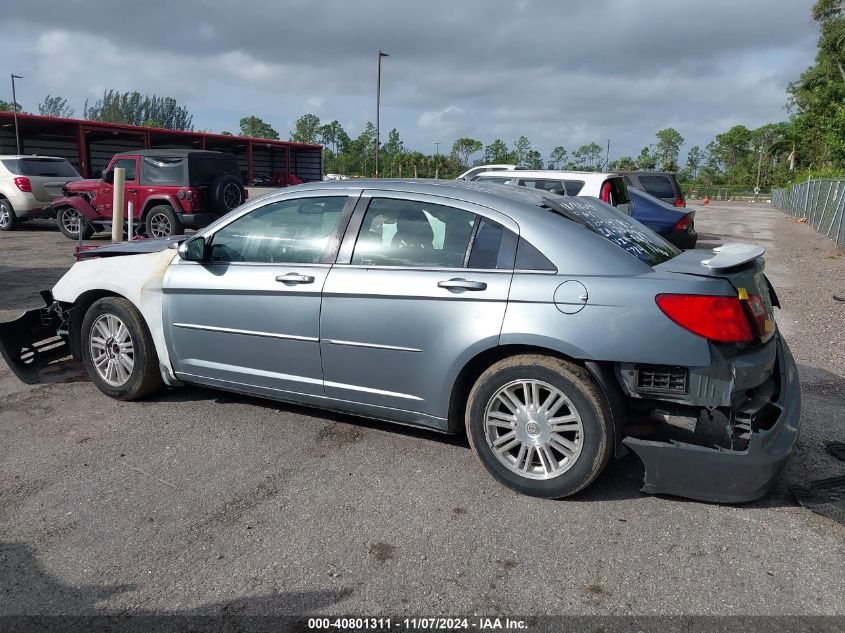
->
[[0, 202, 844, 617]]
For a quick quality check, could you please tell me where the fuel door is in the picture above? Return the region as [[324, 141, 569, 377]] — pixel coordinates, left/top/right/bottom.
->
[[554, 280, 588, 314]]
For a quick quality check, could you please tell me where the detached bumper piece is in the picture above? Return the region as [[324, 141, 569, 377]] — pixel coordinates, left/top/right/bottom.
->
[[0, 291, 69, 385], [623, 337, 802, 503]]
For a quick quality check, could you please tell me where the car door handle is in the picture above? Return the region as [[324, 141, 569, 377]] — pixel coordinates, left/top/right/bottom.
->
[[127, 188, 137, 193], [275, 273, 315, 285], [438, 278, 487, 291]]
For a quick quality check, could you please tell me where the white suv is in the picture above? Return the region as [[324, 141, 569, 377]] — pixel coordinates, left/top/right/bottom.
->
[[456, 164, 527, 181], [0, 155, 82, 231], [475, 169, 632, 214]]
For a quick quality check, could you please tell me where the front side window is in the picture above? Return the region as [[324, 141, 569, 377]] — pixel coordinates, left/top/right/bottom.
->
[[351, 198, 511, 269], [112, 158, 137, 181], [208, 196, 347, 263]]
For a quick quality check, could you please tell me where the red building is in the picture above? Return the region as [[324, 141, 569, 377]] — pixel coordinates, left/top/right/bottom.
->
[[0, 112, 323, 184]]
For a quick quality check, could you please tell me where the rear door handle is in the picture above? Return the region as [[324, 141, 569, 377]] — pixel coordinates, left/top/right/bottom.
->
[[438, 278, 487, 291], [275, 273, 315, 285]]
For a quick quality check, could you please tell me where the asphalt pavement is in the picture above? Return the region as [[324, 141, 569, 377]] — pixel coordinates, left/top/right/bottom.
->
[[0, 202, 843, 619]]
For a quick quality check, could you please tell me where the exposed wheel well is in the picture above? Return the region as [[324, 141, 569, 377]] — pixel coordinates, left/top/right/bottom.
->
[[65, 290, 130, 360]]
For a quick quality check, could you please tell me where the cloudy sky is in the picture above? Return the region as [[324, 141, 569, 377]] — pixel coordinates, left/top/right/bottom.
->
[[0, 0, 819, 164]]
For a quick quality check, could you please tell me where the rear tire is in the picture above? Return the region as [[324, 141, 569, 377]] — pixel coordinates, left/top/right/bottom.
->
[[80, 297, 163, 400], [57, 206, 94, 240], [209, 174, 244, 214], [145, 205, 183, 238], [465, 354, 613, 498], [0, 198, 19, 231]]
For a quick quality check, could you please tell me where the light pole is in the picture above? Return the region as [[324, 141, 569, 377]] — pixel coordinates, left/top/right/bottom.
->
[[10, 74, 23, 154], [375, 50, 389, 177], [434, 141, 441, 156]]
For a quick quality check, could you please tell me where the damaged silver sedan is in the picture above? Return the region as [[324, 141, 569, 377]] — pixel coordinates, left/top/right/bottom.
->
[[0, 181, 801, 502]]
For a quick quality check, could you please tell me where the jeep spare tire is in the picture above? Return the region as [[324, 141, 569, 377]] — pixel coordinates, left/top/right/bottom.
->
[[209, 174, 244, 214]]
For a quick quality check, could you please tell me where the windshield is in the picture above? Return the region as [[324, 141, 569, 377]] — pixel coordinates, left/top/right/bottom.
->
[[2, 158, 79, 178], [541, 195, 679, 265]]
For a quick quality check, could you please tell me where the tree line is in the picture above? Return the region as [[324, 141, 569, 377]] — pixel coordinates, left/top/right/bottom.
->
[[1, 0, 841, 187]]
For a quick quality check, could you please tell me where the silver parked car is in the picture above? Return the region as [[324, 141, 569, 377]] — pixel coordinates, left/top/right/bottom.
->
[[0, 155, 82, 230], [0, 180, 801, 502]]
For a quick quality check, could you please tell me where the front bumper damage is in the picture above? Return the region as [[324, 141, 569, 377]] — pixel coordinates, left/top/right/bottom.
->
[[0, 291, 70, 384], [622, 336, 802, 503]]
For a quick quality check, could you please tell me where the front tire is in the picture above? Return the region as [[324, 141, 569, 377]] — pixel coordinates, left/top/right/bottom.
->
[[145, 205, 183, 238], [57, 206, 94, 240], [81, 297, 163, 400], [466, 354, 613, 498], [0, 198, 19, 231]]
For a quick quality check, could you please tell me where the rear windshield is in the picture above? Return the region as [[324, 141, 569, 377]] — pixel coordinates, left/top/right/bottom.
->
[[2, 158, 79, 177], [542, 196, 679, 265], [637, 175, 676, 199]]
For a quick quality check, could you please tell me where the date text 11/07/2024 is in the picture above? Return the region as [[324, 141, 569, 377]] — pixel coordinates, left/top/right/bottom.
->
[[307, 617, 528, 630]]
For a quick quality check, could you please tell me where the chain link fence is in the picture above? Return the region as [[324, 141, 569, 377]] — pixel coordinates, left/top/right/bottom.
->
[[772, 178, 845, 248]]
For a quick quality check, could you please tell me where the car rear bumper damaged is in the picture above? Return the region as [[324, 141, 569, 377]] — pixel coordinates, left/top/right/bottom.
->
[[622, 336, 801, 503]]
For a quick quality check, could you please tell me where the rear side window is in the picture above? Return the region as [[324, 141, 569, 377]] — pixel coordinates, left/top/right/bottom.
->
[[351, 199, 514, 269], [141, 156, 186, 185], [517, 179, 584, 195], [2, 158, 79, 177], [638, 175, 675, 199], [515, 237, 556, 271]]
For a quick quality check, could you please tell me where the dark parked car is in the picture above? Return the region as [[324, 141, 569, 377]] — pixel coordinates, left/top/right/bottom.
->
[[0, 180, 799, 503], [629, 188, 697, 249], [621, 171, 685, 207], [50, 149, 247, 240]]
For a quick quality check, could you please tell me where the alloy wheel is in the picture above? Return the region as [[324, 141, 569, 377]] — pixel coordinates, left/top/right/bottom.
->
[[61, 208, 83, 235], [89, 314, 135, 387], [0, 202, 12, 228], [149, 213, 172, 237], [484, 379, 584, 480], [222, 183, 242, 209]]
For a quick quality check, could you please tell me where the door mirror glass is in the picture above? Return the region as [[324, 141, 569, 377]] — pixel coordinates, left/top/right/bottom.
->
[[179, 236, 207, 261], [103, 170, 114, 184]]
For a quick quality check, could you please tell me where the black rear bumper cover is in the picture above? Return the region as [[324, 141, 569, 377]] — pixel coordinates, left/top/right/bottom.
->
[[623, 336, 801, 503]]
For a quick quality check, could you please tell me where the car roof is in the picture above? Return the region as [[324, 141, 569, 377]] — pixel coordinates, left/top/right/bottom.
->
[[617, 170, 678, 177], [0, 154, 71, 160], [282, 178, 567, 212], [475, 169, 620, 180]]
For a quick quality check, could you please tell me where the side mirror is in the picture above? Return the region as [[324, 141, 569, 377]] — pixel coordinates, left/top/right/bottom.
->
[[103, 170, 114, 184], [549, 188, 566, 196], [178, 236, 207, 261]]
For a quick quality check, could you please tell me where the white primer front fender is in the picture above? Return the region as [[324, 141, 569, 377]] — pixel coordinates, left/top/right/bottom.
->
[[52, 249, 180, 385]]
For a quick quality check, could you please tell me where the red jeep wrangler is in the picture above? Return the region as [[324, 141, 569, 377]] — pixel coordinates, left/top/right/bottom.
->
[[51, 149, 246, 240]]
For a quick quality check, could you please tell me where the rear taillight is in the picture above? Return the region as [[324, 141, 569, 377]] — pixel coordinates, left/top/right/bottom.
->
[[743, 293, 772, 336], [673, 214, 691, 230], [656, 294, 753, 342], [600, 181, 611, 203], [14, 177, 31, 192], [674, 198, 686, 207]]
